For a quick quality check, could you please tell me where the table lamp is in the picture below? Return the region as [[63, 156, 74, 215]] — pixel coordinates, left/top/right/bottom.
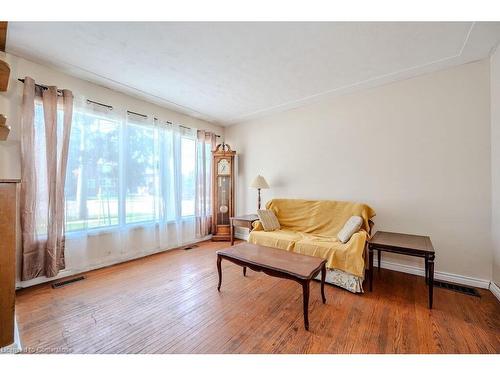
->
[[250, 175, 269, 210]]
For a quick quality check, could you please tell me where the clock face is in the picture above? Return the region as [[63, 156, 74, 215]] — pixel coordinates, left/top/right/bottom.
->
[[217, 159, 230, 175]]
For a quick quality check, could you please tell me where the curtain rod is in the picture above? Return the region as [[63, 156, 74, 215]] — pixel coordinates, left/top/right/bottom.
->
[[17, 78, 63, 94], [87, 99, 113, 110], [18, 78, 221, 138], [133, 112, 196, 132], [153, 116, 221, 137], [127, 110, 147, 118], [153, 118, 188, 131]]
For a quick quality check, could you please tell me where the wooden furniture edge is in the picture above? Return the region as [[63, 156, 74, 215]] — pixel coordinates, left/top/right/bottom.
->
[[0, 22, 7, 52], [216, 250, 326, 280], [229, 215, 258, 245], [0, 182, 17, 348]]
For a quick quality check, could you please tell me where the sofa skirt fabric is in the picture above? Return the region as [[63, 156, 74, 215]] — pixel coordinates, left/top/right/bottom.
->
[[314, 268, 364, 293]]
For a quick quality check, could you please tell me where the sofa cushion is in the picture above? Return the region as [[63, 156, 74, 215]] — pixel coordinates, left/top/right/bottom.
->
[[257, 209, 280, 231], [337, 216, 363, 243], [248, 229, 303, 251]]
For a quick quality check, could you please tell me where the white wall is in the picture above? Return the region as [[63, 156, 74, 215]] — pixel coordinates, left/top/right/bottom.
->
[[226, 60, 492, 283], [491, 48, 500, 287], [0, 52, 224, 287]]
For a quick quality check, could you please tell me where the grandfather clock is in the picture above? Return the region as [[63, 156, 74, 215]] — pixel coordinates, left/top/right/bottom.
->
[[212, 143, 236, 241]]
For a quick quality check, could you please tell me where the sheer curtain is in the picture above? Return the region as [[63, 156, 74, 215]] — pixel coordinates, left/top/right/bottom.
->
[[154, 120, 177, 247], [64, 99, 122, 233], [63, 103, 211, 267], [20, 77, 73, 280]]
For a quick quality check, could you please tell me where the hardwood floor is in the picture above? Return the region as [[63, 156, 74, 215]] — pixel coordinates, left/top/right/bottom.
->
[[15, 240, 500, 354]]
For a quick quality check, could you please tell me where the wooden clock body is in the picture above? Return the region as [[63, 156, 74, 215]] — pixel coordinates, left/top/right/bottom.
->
[[211, 143, 236, 241]]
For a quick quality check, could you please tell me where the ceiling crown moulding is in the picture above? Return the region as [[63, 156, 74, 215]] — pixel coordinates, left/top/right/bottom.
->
[[6, 22, 500, 127]]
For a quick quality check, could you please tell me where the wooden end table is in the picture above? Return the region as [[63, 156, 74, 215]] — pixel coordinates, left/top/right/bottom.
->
[[230, 214, 259, 245], [368, 231, 436, 309], [216, 243, 327, 330]]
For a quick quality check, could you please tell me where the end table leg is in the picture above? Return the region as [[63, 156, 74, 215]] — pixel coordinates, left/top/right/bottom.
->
[[378, 249, 381, 271], [302, 281, 310, 330], [217, 255, 222, 292], [230, 222, 234, 246], [428, 254, 435, 309], [243, 266, 247, 277], [369, 247, 374, 292], [424, 254, 429, 285], [320, 263, 326, 304]]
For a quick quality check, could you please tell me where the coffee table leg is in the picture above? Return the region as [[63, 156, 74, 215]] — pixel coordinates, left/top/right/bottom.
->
[[428, 254, 435, 309], [302, 281, 310, 330], [243, 266, 247, 277], [217, 255, 222, 291], [320, 263, 326, 303]]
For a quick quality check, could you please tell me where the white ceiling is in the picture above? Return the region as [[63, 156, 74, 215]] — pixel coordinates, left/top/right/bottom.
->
[[6, 22, 500, 126]]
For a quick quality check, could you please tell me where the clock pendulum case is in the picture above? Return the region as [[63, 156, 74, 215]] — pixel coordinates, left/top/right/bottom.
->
[[211, 143, 236, 241]]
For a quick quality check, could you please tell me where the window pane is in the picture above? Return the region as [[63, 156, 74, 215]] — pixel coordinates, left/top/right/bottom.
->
[[61, 107, 211, 231], [205, 143, 212, 214], [125, 123, 156, 223], [65, 112, 120, 231], [181, 137, 195, 216], [158, 128, 176, 221]]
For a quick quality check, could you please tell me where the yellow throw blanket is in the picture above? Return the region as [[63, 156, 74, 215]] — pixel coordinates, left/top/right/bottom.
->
[[248, 199, 375, 277]]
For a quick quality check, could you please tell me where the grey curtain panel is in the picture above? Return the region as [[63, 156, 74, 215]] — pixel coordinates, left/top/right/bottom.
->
[[20, 77, 73, 280], [195, 130, 217, 238]]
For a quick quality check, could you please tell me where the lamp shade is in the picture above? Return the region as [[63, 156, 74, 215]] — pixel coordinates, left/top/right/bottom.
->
[[250, 175, 269, 189]]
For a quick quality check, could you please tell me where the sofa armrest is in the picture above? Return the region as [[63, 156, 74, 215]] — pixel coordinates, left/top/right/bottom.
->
[[355, 230, 371, 270], [345, 230, 371, 270], [252, 220, 264, 231], [346, 230, 364, 244], [368, 219, 375, 237]]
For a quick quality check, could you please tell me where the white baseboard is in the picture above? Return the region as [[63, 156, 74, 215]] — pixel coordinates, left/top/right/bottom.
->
[[489, 281, 500, 302], [373, 258, 491, 289], [235, 231, 491, 290]]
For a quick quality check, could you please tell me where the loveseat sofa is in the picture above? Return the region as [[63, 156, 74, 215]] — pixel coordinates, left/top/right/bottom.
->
[[248, 199, 375, 292]]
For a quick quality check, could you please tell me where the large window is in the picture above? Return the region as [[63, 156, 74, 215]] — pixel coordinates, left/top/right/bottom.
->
[[125, 122, 157, 224], [65, 110, 120, 231], [181, 136, 196, 216], [33, 104, 206, 234]]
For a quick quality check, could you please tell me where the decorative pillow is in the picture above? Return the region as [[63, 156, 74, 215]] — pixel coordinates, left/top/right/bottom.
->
[[257, 209, 280, 231], [337, 216, 363, 243]]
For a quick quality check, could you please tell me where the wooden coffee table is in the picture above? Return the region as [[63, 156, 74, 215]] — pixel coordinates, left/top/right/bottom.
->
[[216, 243, 327, 330]]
